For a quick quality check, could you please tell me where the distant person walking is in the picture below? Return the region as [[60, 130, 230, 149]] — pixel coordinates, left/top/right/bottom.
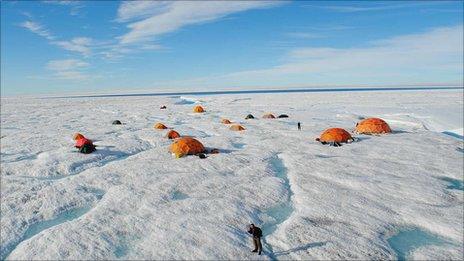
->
[[247, 224, 263, 255], [297, 122, 301, 130]]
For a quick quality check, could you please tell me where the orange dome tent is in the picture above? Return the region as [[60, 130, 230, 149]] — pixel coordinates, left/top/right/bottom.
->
[[73, 133, 85, 140], [221, 119, 232, 124], [169, 137, 205, 158], [193, 105, 205, 113], [154, 123, 168, 129], [166, 130, 181, 139], [355, 118, 391, 134], [316, 128, 353, 146], [230, 124, 245, 131], [263, 113, 275, 119]]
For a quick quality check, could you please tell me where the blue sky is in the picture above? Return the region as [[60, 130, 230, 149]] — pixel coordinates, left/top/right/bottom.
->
[[1, 1, 463, 95]]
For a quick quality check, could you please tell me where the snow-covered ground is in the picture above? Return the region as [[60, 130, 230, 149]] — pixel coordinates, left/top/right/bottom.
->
[[1, 89, 463, 260]]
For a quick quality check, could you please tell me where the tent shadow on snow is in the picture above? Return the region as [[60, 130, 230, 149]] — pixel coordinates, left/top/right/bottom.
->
[[389, 130, 409, 134], [29, 148, 135, 181], [96, 145, 116, 148], [274, 241, 328, 256], [204, 147, 236, 154], [75, 148, 131, 164], [353, 130, 409, 139], [315, 154, 339, 159], [353, 136, 371, 142]]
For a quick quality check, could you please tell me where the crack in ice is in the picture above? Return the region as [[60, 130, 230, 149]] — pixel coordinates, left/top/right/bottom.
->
[[261, 154, 294, 261]]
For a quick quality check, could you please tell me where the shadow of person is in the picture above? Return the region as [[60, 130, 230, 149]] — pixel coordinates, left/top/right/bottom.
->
[[274, 241, 328, 256]]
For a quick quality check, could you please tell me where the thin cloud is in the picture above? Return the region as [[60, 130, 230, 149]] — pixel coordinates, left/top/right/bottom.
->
[[21, 11, 33, 19], [155, 25, 463, 88], [98, 41, 165, 61], [53, 37, 92, 56], [139, 43, 164, 50], [70, 5, 84, 16], [20, 20, 55, 40], [46, 59, 89, 80], [116, 1, 172, 22], [42, 1, 77, 5], [117, 1, 284, 44], [53, 70, 88, 80], [47, 59, 88, 70], [19, 20, 97, 56], [248, 25, 463, 79], [311, 2, 453, 13], [43, 1, 84, 16]]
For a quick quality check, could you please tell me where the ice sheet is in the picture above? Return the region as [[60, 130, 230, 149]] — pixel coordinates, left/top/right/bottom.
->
[[1, 90, 463, 260]]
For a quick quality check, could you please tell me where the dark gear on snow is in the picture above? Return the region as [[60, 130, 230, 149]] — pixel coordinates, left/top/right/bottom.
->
[[245, 114, 255, 119], [79, 143, 96, 154]]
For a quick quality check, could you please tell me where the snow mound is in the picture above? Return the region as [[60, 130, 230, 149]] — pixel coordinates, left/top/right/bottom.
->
[[174, 96, 202, 105]]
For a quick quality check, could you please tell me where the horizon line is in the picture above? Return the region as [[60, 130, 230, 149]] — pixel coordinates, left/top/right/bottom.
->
[[42, 85, 463, 99]]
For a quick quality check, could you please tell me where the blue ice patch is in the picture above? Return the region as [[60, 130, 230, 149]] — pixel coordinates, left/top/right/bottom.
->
[[387, 227, 449, 261], [439, 177, 464, 191]]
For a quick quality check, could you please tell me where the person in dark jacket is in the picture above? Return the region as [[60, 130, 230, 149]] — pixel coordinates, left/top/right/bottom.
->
[[247, 224, 262, 255], [297, 122, 301, 130]]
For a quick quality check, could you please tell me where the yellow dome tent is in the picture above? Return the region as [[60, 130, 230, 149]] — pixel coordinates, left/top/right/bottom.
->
[[263, 113, 275, 119], [230, 124, 246, 131], [193, 105, 205, 113], [154, 123, 168, 129]]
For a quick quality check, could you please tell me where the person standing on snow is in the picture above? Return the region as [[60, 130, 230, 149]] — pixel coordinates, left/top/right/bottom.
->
[[247, 224, 263, 255], [298, 122, 301, 130]]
